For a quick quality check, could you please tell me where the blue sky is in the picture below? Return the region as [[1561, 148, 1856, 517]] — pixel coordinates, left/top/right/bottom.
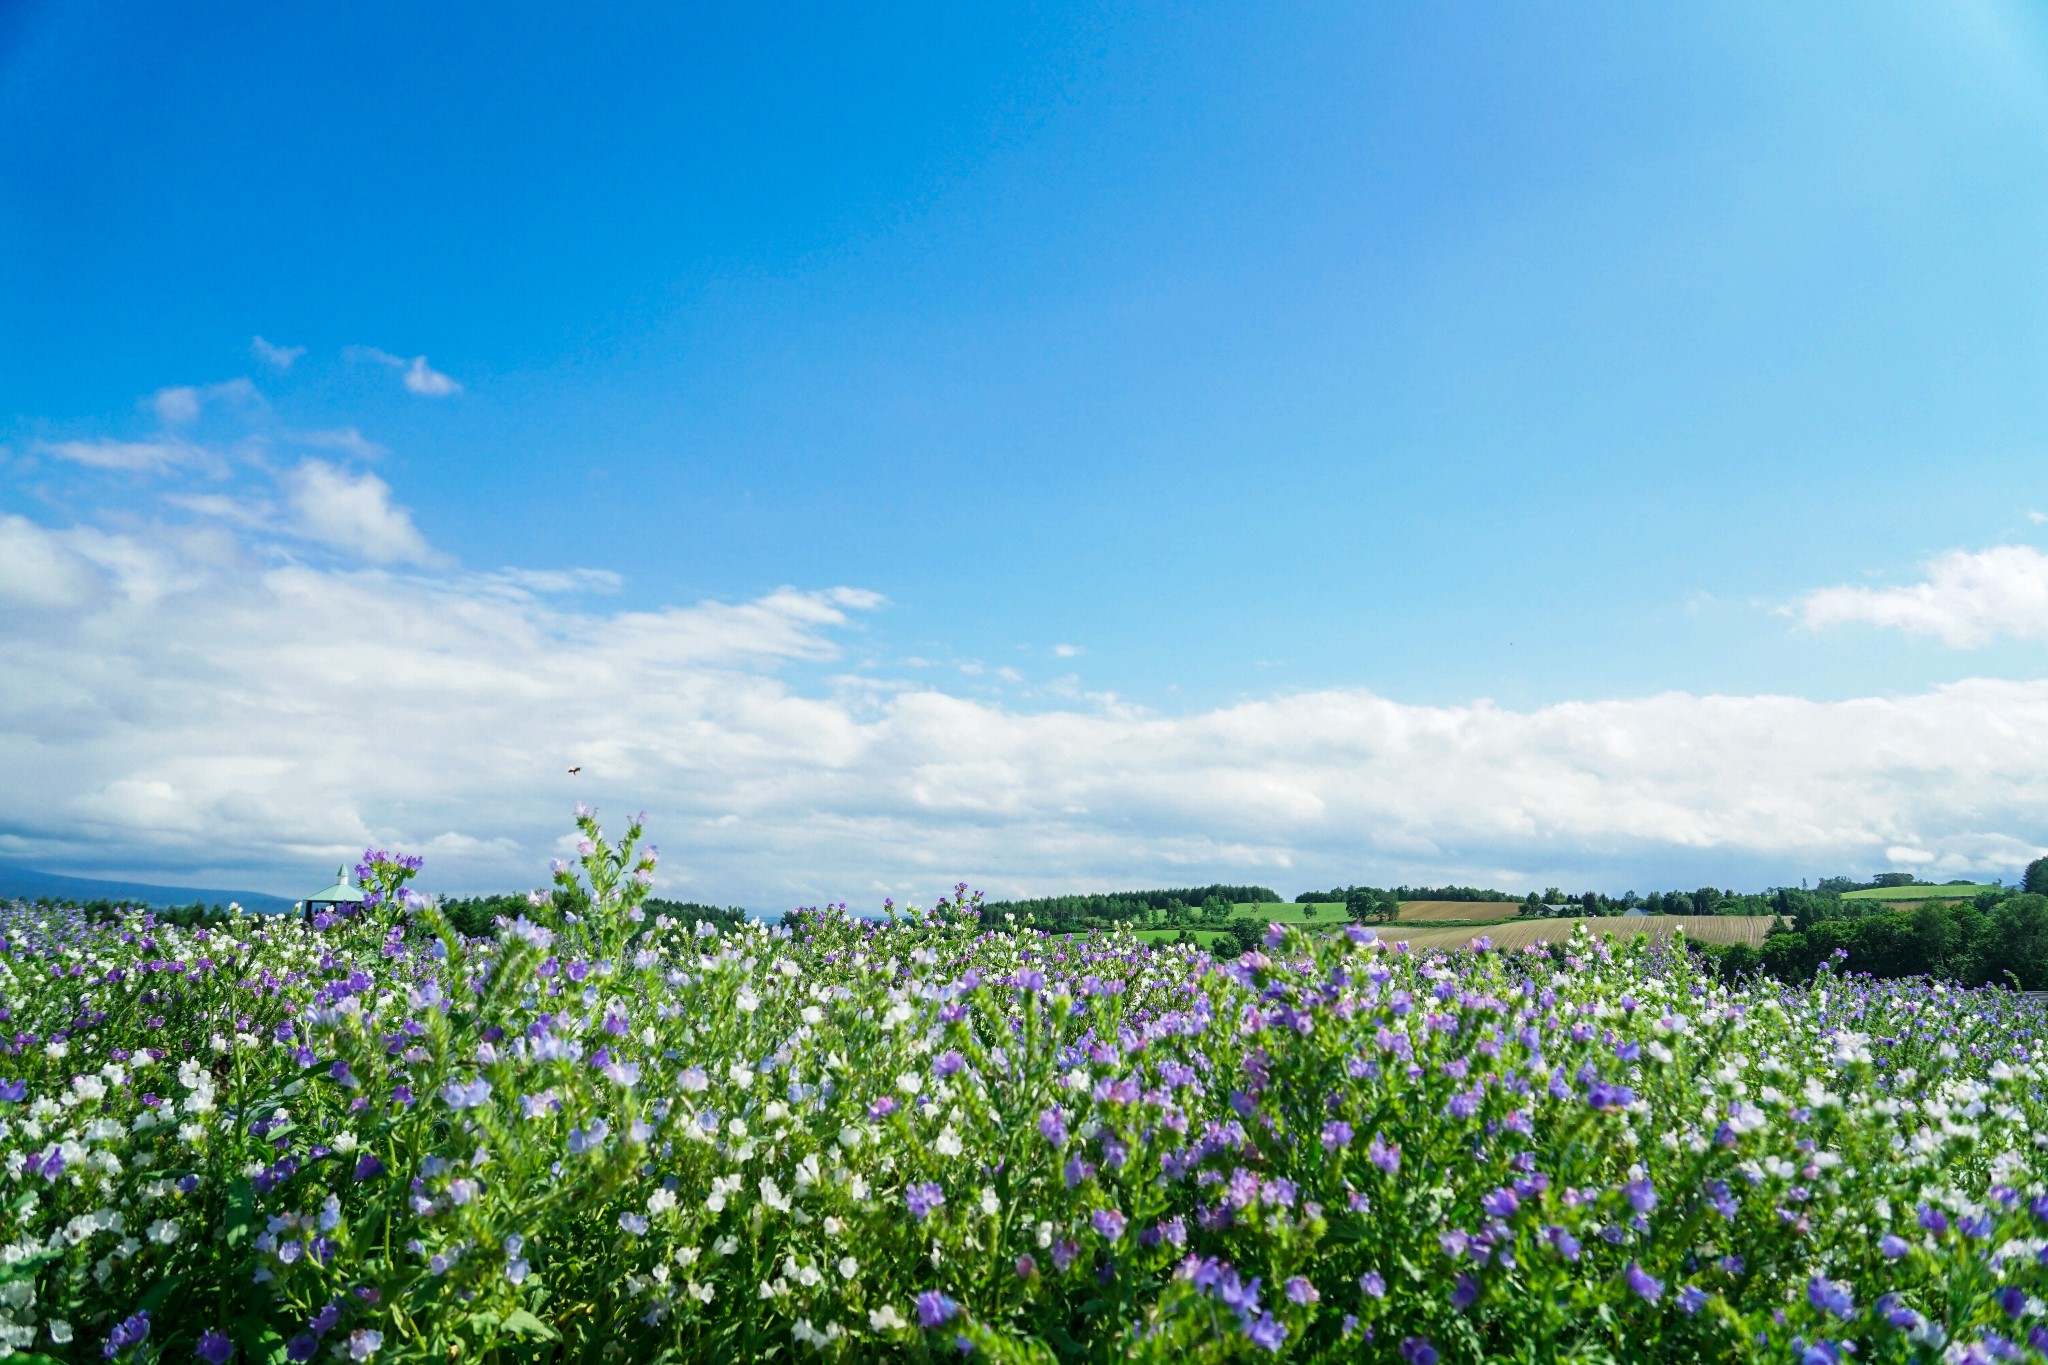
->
[[7, 4, 2048, 904]]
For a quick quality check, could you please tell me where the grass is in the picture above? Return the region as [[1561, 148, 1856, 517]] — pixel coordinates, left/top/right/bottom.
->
[[1374, 914, 1777, 952], [1841, 882, 1993, 901]]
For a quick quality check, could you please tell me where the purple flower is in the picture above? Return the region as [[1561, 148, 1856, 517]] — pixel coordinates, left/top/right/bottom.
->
[[916, 1291, 959, 1328], [285, 1335, 320, 1364], [0, 1078, 25, 1103], [1481, 1186, 1520, 1219], [1037, 1107, 1067, 1146], [1624, 1263, 1663, 1303], [1014, 1254, 1037, 1279], [353, 1153, 385, 1181], [934, 1050, 966, 1077], [1677, 1285, 1707, 1316], [1092, 1208, 1126, 1242], [1368, 1134, 1401, 1173], [1587, 1082, 1635, 1111], [1918, 1205, 1949, 1236], [1546, 1226, 1581, 1261], [1321, 1119, 1353, 1151], [1807, 1277, 1853, 1320], [1246, 1314, 1288, 1352], [1284, 1276, 1318, 1305], [195, 1329, 235, 1363], [1622, 1177, 1657, 1213], [1400, 1338, 1439, 1365], [1451, 1272, 1479, 1310], [906, 1182, 946, 1221], [1998, 1286, 2027, 1321], [1359, 1271, 1386, 1298], [104, 1313, 152, 1358]]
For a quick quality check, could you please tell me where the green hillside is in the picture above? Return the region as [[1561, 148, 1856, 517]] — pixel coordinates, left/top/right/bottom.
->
[[1841, 882, 1993, 901]]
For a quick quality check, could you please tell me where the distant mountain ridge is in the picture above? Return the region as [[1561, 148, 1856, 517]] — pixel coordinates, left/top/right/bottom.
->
[[0, 863, 298, 915]]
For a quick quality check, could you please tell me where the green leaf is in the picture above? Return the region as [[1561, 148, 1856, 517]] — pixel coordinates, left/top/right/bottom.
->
[[500, 1309, 560, 1341], [224, 1176, 255, 1247]]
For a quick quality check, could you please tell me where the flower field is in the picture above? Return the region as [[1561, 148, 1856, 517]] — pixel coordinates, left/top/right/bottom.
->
[[3, 814, 2047, 1363]]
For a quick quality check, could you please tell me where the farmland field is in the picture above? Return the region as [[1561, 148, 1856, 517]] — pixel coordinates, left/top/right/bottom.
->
[[1840, 882, 1993, 902], [2, 818, 2043, 1363], [1375, 914, 1776, 952], [1392, 899, 1525, 923]]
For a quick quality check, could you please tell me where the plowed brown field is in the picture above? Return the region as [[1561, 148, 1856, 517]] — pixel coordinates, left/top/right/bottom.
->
[[1395, 900, 1526, 923]]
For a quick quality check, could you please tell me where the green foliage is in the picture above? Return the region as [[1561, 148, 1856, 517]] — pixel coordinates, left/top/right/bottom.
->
[[1754, 895, 2048, 987], [979, 885, 1280, 934]]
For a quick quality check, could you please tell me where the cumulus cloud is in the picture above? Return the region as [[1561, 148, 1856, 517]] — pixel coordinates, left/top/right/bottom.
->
[[284, 460, 436, 565], [345, 345, 461, 396], [0, 516, 100, 610], [1052, 643, 1082, 658], [251, 336, 306, 370], [4, 509, 2047, 904], [1798, 544, 2048, 646]]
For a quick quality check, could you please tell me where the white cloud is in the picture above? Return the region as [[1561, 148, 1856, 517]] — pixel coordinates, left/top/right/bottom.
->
[[150, 378, 259, 426], [345, 346, 461, 397], [0, 516, 101, 610], [1798, 544, 2048, 646], [284, 460, 436, 565], [252, 336, 306, 370], [403, 356, 460, 397], [36, 436, 216, 474], [5, 508, 2048, 903], [1052, 643, 1082, 658]]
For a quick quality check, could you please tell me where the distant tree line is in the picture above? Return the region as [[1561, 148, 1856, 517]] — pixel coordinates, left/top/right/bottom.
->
[[1693, 892, 2048, 991], [1294, 884, 1521, 905], [977, 885, 1280, 935]]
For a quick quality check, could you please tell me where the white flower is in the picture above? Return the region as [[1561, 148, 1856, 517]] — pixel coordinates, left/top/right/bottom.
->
[[620, 1213, 649, 1235], [838, 1256, 858, 1279], [648, 1188, 678, 1215], [729, 1062, 755, 1089], [349, 1328, 383, 1359], [801, 1006, 824, 1025], [330, 1131, 359, 1155], [895, 1072, 922, 1096], [936, 1127, 963, 1158], [48, 1321, 72, 1344], [980, 1187, 1000, 1217], [870, 1305, 907, 1331], [146, 1219, 182, 1245], [761, 1177, 792, 1213], [736, 988, 761, 1013]]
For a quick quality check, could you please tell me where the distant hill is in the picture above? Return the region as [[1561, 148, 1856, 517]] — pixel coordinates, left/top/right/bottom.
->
[[1840, 882, 1993, 902], [0, 863, 298, 914]]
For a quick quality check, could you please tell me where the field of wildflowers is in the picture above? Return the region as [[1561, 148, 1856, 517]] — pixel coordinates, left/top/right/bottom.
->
[[3, 809, 2046, 1363]]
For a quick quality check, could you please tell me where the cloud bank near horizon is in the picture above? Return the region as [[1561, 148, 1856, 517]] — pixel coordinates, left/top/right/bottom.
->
[[4, 508, 2048, 905], [7, 378, 2048, 906]]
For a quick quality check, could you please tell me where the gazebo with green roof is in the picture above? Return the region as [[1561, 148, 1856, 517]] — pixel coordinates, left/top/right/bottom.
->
[[303, 866, 365, 921]]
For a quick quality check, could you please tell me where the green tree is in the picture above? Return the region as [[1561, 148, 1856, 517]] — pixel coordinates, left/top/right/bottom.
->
[[2024, 857, 2048, 896], [1964, 893, 2048, 989]]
